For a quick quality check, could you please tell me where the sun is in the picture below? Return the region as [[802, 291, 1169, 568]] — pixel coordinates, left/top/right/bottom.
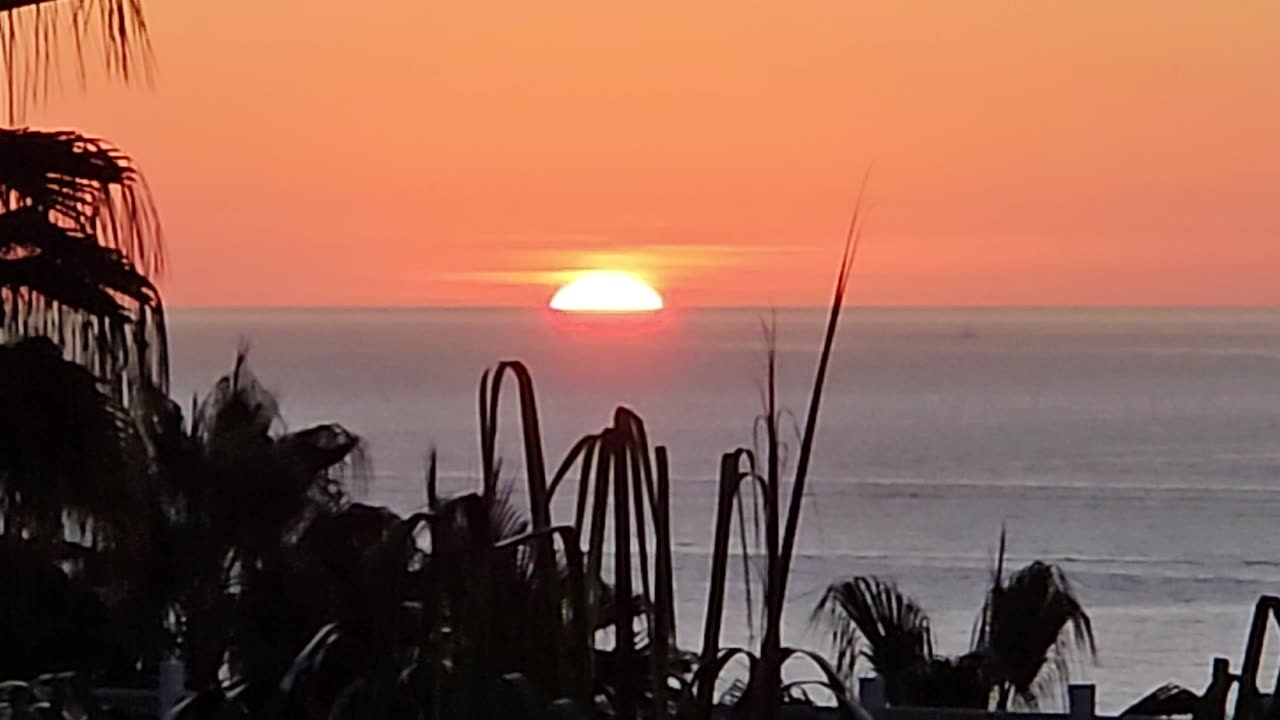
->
[[549, 270, 664, 313]]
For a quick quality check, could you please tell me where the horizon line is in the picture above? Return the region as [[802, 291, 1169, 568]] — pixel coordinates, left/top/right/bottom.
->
[[165, 303, 1280, 312]]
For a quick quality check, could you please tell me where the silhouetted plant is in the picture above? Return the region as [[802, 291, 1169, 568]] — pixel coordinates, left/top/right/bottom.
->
[[137, 352, 366, 687], [0, 542, 109, 680], [0, 1, 165, 400], [814, 533, 1096, 710], [812, 577, 936, 704], [171, 487, 589, 720], [0, 337, 146, 544], [0, 0, 153, 121], [692, 195, 867, 720], [977, 536, 1096, 709]]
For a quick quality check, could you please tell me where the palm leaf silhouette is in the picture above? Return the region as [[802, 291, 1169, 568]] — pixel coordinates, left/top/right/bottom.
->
[[817, 533, 1096, 710], [192, 351, 359, 557], [0, 128, 165, 395], [813, 576, 934, 700], [138, 351, 367, 687], [0, 0, 153, 121], [975, 547, 1097, 709], [0, 128, 161, 267]]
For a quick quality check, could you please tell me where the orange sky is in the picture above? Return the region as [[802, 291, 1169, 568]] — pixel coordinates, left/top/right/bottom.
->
[[24, 1, 1280, 307]]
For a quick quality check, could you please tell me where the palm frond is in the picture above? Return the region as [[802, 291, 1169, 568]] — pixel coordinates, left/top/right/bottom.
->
[[485, 478, 530, 544], [0, 208, 157, 334], [979, 559, 1096, 706], [0, 206, 156, 297], [0, 129, 166, 394], [0, 0, 154, 122], [812, 576, 933, 690], [0, 128, 162, 272], [189, 352, 365, 558], [194, 351, 279, 442], [276, 422, 368, 506]]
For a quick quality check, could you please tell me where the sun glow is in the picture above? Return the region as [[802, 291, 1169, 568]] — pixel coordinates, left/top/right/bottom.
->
[[549, 271, 664, 313]]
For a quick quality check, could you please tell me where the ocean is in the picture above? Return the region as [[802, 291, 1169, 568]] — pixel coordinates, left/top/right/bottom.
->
[[167, 307, 1280, 710]]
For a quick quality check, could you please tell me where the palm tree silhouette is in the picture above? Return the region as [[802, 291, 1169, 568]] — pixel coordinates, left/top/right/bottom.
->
[[0, 0, 165, 399], [0, 1, 170, 685], [138, 353, 367, 687]]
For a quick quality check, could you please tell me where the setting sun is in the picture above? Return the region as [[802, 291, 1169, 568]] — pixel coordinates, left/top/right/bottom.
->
[[549, 271, 664, 313]]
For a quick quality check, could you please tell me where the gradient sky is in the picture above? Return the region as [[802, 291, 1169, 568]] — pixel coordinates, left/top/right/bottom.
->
[[25, 1, 1280, 307]]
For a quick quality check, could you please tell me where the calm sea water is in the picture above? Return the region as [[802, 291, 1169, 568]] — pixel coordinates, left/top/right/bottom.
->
[[168, 307, 1280, 710]]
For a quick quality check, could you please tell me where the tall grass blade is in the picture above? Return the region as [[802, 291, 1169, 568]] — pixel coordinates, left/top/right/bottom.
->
[[754, 185, 867, 719], [776, 188, 866, 600]]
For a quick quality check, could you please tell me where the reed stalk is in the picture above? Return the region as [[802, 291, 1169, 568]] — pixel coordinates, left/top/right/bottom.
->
[[752, 195, 864, 720]]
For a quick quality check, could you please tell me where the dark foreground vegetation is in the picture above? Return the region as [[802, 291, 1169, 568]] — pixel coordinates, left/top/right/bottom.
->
[[0, 280, 1108, 720], [813, 533, 1095, 712]]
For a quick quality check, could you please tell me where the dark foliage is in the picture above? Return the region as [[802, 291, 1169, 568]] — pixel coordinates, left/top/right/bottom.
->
[[0, 337, 145, 544], [813, 576, 933, 695], [978, 557, 1097, 709], [812, 577, 987, 709], [0, 128, 166, 399], [0, 0, 154, 121], [137, 352, 366, 688], [815, 540, 1095, 711], [0, 541, 108, 679]]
